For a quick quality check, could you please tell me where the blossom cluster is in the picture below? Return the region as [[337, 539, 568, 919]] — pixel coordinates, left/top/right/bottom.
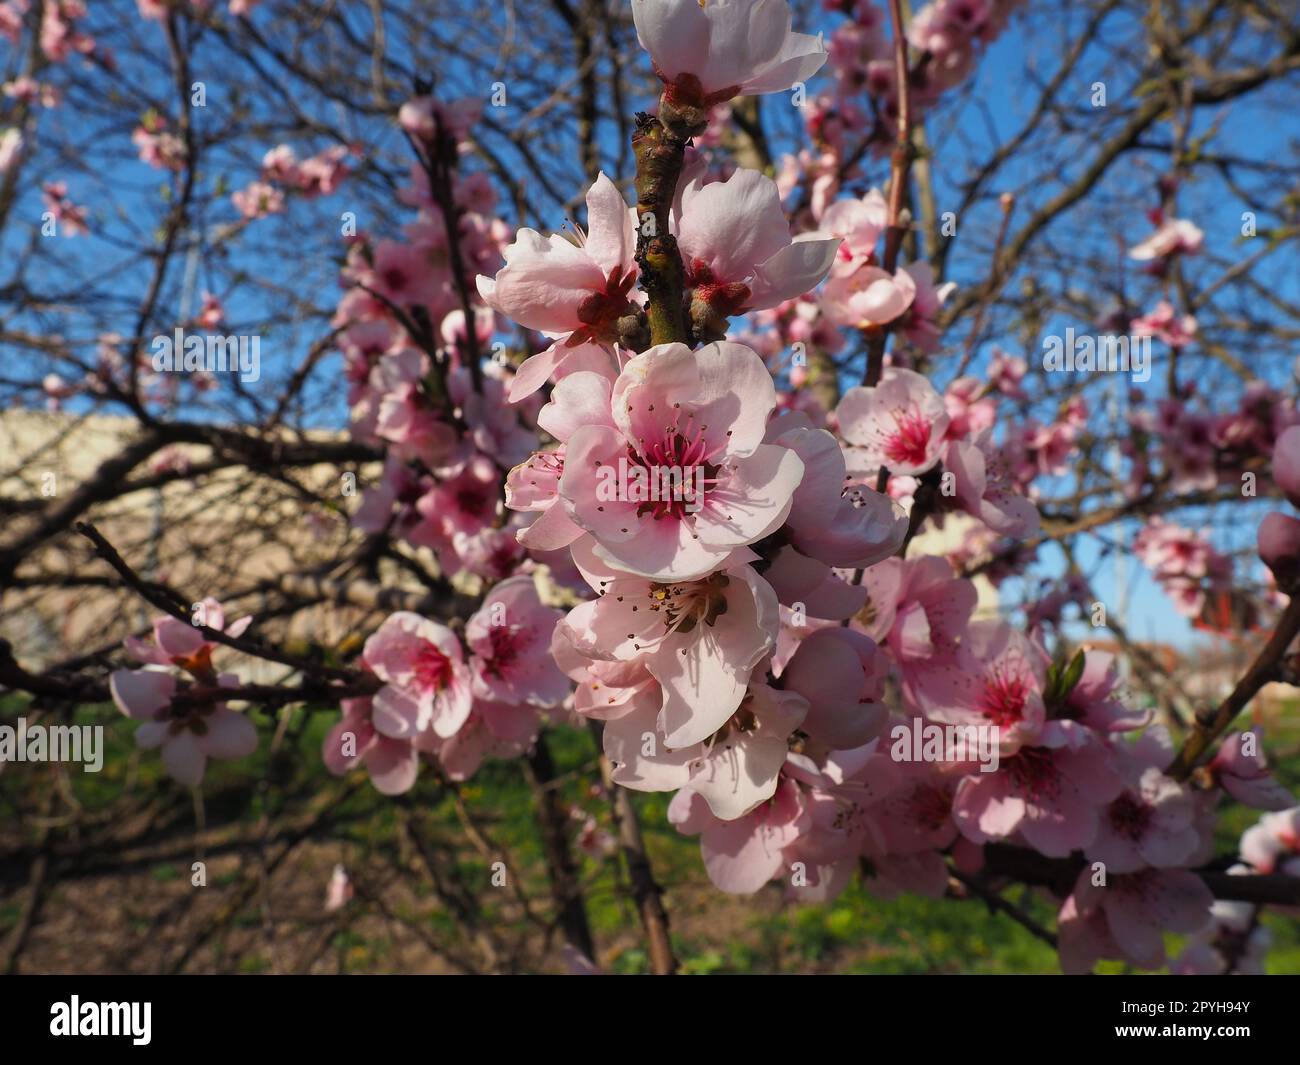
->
[[231, 143, 352, 219], [783, 0, 1021, 217], [87, 0, 1300, 976]]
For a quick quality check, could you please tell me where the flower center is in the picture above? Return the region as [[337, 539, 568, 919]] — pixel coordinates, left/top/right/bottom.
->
[[1107, 792, 1153, 841], [170, 643, 215, 681], [568, 267, 637, 346], [1004, 746, 1060, 802], [646, 572, 729, 635], [484, 625, 530, 676], [883, 407, 933, 467], [687, 259, 751, 316], [979, 668, 1028, 727], [628, 404, 725, 520], [907, 783, 952, 833], [412, 642, 452, 692]]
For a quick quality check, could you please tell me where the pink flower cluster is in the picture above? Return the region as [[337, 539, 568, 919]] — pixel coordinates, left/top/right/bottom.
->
[[1126, 382, 1295, 498], [110, 598, 258, 788], [324, 577, 567, 792], [132, 111, 185, 172], [301, 0, 1298, 975], [232, 144, 351, 219], [1257, 426, 1300, 593], [41, 180, 88, 237], [1133, 516, 1232, 619], [790, 0, 1020, 208]]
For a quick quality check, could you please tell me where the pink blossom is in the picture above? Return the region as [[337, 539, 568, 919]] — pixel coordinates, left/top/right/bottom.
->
[[1258, 511, 1300, 588], [898, 262, 955, 352], [418, 453, 501, 543], [362, 612, 474, 740], [466, 575, 568, 707], [856, 556, 978, 708], [477, 173, 637, 397], [1086, 730, 1201, 873], [1063, 650, 1150, 733], [912, 620, 1048, 749], [0, 2, 24, 46], [1239, 807, 1300, 875], [604, 682, 807, 820], [987, 348, 1027, 398], [450, 366, 535, 468], [1133, 517, 1231, 619], [559, 540, 779, 748], [4, 76, 59, 107], [399, 96, 482, 143], [195, 291, 224, 330], [1128, 217, 1203, 261], [1131, 300, 1197, 348], [553, 343, 805, 580], [260, 144, 300, 183], [675, 168, 840, 327], [132, 114, 185, 171], [1209, 730, 1294, 811], [1272, 425, 1300, 508], [633, 0, 828, 108], [295, 145, 351, 197], [322, 696, 419, 795], [352, 456, 444, 551], [366, 239, 439, 308], [1173, 885, 1271, 975], [420, 700, 541, 781], [765, 411, 908, 569], [943, 428, 1040, 537], [837, 366, 949, 477], [453, 525, 527, 582], [873, 757, 960, 855], [819, 188, 889, 275], [819, 263, 916, 328], [110, 599, 258, 787], [951, 722, 1123, 856], [778, 627, 888, 749], [232, 180, 284, 219], [552, 624, 661, 723], [1058, 868, 1213, 973], [669, 773, 810, 893], [41, 181, 88, 236], [506, 448, 584, 552], [943, 375, 995, 439], [369, 349, 462, 465]]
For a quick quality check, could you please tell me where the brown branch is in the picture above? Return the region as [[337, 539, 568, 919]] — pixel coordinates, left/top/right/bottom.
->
[[948, 867, 1057, 948], [524, 734, 596, 961], [1166, 593, 1300, 780], [862, 0, 915, 388], [72, 521, 358, 683], [983, 843, 1300, 907], [632, 113, 690, 346], [588, 720, 677, 975]]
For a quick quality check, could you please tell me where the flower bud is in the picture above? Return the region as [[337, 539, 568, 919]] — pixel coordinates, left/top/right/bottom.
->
[[1273, 426, 1300, 508], [1258, 511, 1300, 589]]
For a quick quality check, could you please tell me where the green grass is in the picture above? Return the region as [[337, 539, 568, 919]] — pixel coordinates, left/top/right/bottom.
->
[[4, 693, 1298, 974]]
